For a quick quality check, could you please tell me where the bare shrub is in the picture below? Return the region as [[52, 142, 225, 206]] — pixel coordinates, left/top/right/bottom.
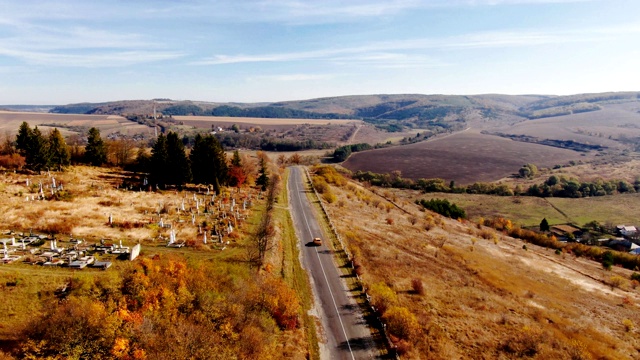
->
[[435, 235, 447, 248], [323, 192, 336, 204], [609, 276, 626, 289], [424, 220, 435, 232], [386, 217, 394, 225], [0, 154, 25, 169], [411, 279, 425, 296], [499, 328, 545, 357], [408, 216, 418, 225]]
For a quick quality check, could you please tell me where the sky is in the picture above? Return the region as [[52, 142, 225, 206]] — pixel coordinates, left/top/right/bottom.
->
[[0, 0, 639, 104]]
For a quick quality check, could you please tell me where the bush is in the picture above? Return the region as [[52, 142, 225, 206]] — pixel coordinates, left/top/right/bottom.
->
[[411, 279, 425, 296], [369, 282, 398, 315], [416, 198, 466, 219], [323, 191, 336, 204], [0, 153, 26, 169], [602, 251, 614, 270], [383, 306, 420, 341]]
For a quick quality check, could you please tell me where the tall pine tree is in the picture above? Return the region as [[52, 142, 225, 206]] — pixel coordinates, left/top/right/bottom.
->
[[16, 122, 33, 156], [84, 127, 107, 166], [166, 132, 191, 185], [48, 128, 70, 170], [28, 127, 49, 171], [190, 134, 228, 190], [150, 133, 169, 187]]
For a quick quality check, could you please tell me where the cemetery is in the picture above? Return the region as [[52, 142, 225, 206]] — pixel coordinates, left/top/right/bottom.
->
[[0, 166, 261, 272]]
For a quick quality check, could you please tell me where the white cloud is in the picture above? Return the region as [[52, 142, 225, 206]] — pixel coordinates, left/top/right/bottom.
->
[[0, 47, 184, 67], [194, 23, 636, 67], [250, 74, 336, 82]]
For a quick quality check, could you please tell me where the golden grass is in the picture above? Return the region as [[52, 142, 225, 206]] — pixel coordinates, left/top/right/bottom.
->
[[319, 174, 640, 359]]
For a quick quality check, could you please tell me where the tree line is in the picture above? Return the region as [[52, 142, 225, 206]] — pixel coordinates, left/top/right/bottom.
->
[[352, 170, 640, 198], [12, 122, 108, 171], [6, 122, 260, 192], [162, 103, 349, 119]]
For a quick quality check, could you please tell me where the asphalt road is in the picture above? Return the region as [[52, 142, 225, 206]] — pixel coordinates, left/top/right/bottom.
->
[[288, 167, 377, 360]]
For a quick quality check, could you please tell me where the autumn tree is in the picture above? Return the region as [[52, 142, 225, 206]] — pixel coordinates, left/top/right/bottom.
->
[[228, 150, 246, 187], [289, 153, 301, 165], [107, 138, 136, 167], [519, 163, 538, 179], [85, 127, 107, 166]]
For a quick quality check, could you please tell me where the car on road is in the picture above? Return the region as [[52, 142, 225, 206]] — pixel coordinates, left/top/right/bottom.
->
[[312, 237, 322, 246]]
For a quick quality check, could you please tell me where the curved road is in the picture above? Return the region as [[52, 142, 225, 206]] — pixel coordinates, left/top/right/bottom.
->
[[288, 167, 377, 360]]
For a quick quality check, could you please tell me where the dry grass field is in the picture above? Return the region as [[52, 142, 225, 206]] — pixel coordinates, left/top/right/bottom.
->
[[343, 130, 585, 184], [0, 111, 150, 137], [0, 166, 257, 245], [317, 170, 640, 359]]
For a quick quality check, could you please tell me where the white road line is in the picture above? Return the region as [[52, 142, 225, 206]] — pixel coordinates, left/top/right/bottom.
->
[[293, 168, 355, 360]]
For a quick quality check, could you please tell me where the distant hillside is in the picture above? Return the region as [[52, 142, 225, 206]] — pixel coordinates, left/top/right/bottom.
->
[[45, 91, 640, 132]]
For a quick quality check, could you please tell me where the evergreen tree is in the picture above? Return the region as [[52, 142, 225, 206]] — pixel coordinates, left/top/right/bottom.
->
[[84, 127, 107, 166], [28, 127, 50, 171], [16, 122, 33, 156], [133, 147, 151, 173], [166, 132, 191, 185], [231, 150, 242, 167], [540, 218, 550, 232], [256, 157, 269, 191], [48, 128, 70, 170], [150, 133, 169, 186], [190, 134, 228, 187]]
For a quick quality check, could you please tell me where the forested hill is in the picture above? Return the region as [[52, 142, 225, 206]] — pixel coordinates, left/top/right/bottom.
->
[[46, 92, 640, 128]]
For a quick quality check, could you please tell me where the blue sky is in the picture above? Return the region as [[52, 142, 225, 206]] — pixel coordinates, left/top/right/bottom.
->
[[1, 0, 638, 104]]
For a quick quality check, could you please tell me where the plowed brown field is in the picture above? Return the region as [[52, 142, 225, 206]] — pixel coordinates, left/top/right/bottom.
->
[[342, 130, 585, 184]]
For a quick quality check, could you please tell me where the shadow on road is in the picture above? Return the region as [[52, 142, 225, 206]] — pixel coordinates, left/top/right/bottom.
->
[[337, 336, 376, 351]]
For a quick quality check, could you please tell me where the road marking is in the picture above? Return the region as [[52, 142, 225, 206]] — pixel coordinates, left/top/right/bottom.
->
[[292, 168, 355, 360]]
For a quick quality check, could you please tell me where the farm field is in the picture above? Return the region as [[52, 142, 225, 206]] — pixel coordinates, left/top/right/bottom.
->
[[496, 103, 640, 151], [314, 167, 640, 359], [343, 130, 586, 184], [403, 189, 640, 227], [0, 111, 150, 137]]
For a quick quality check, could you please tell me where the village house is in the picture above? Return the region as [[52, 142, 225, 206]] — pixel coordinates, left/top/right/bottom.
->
[[616, 225, 637, 237], [550, 224, 582, 241]]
